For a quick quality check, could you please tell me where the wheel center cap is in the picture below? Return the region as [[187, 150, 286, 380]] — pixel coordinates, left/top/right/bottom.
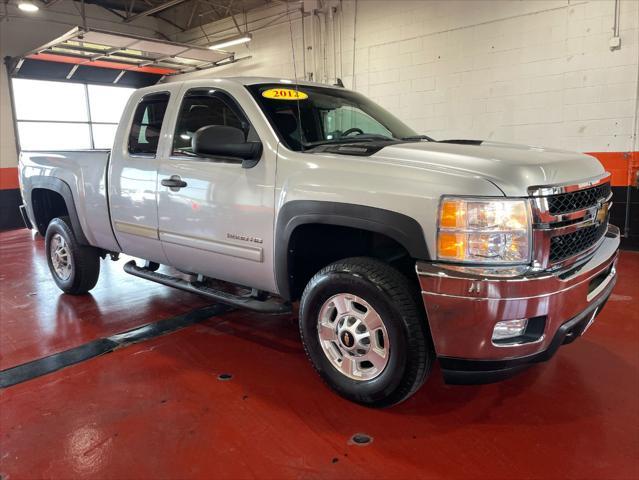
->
[[340, 331, 354, 348]]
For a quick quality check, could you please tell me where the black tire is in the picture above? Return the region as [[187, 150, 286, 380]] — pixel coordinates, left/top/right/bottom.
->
[[45, 216, 100, 295], [299, 257, 434, 407]]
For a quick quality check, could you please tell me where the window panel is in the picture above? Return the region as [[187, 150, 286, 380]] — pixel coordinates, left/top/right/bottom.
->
[[323, 106, 392, 138], [88, 85, 134, 123], [12, 79, 133, 151], [13, 79, 88, 122], [128, 92, 170, 155], [248, 84, 416, 151], [92, 123, 118, 149], [18, 122, 91, 150], [173, 89, 248, 155]]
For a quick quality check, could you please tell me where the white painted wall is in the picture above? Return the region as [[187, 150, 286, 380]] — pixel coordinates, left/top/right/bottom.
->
[[0, 1, 162, 170], [1, 0, 636, 173], [170, 0, 639, 155], [166, 2, 308, 83]]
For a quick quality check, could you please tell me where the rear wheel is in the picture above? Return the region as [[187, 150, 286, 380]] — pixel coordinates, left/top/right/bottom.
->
[[299, 257, 434, 407], [45, 216, 100, 294]]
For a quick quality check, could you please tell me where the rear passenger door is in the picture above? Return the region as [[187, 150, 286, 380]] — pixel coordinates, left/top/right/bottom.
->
[[109, 87, 179, 264], [156, 86, 277, 292]]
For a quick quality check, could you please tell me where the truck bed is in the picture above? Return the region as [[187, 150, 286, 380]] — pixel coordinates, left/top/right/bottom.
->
[[19, 150, 120, 252]]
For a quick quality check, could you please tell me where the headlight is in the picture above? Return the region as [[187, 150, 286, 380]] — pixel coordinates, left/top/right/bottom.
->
[[437, 197, 531, 264]]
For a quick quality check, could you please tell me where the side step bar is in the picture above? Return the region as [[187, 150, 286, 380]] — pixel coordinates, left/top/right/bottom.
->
[[123, 260, 292, 315]]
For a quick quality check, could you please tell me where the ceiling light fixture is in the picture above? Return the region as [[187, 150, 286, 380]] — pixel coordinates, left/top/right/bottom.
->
[[18, 1, 39, 12], [208, 33, 252, 50]]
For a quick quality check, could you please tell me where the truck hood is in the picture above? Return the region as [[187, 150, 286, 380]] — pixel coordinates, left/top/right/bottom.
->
[[372, 140, 605, 196]]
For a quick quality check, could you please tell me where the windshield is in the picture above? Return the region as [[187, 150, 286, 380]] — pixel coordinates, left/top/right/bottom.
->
[[247, 84, 418, 151]]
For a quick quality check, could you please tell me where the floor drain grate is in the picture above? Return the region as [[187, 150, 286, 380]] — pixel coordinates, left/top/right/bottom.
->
[[349, 433, 373, 446]]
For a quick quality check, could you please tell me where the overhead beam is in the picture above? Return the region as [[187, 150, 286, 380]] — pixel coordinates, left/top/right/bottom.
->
[[124, 0, 190, 23], [43, 0, 63, 7], [138, 0, 187, 31], [198, 0, 224, 21], [155, 14, 187, 32], [198, 0, 245, 20], [94, 4, 174, 39], [186, 2, 200, 29], [126, 0, 136, 17], [99, 5, 127, 20]]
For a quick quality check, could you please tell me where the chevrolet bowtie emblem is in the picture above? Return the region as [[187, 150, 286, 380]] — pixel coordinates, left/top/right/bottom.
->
[[596, 202, 609, 225], [341, 332, 353, 347]]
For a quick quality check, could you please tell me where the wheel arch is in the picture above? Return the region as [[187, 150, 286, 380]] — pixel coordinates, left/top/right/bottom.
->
[[274, 200, 430, 301], [27, 177, 89, 245]]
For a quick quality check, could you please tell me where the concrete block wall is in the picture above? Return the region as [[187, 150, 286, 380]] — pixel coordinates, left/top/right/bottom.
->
[[348, 0, 638, 154], [173, 0, 638, 156]]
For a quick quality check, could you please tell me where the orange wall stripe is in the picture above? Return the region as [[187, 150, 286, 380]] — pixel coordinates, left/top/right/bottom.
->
[[586, 152, 638, 187], [0, 167, 19, 190]]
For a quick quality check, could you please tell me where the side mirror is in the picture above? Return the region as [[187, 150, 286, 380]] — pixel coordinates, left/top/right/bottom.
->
[[192, 125, 262, 168]]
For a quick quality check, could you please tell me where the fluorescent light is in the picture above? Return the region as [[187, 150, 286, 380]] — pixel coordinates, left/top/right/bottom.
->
[[18, 1, 39, 12], [208, 34, 252, 50]]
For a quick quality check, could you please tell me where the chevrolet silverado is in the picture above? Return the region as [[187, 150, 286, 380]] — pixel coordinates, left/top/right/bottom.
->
[[19, 77, 619, 407]]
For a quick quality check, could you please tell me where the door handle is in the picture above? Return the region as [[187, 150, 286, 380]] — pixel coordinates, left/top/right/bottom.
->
[[161, 175, 187, 190]]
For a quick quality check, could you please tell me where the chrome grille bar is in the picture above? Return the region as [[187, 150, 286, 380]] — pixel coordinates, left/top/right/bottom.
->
[[528, 173, 612, 270]]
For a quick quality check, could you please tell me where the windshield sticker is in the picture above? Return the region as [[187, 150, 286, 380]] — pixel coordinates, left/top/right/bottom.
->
[[262, 88, 308, 100]]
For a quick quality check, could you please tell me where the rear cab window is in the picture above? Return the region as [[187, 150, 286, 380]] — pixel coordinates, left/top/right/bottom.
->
[[128, 92, 170, 156]]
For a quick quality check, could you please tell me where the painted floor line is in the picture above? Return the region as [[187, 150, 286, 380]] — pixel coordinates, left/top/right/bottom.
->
[[0, 303, 232, 388]]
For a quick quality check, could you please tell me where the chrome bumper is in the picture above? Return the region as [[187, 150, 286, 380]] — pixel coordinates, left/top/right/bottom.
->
[[416, 225, 620, 369]]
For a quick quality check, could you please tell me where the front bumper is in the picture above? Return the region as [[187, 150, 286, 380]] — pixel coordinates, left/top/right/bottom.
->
[[417, 224, 620, 384]]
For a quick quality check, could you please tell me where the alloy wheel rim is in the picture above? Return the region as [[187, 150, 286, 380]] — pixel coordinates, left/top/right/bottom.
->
[[317, 293, 390, 381], [50, 233, 72, 281]]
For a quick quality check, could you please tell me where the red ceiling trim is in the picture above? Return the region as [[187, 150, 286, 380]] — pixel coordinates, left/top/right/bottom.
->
[[26, 53, 177, 75]]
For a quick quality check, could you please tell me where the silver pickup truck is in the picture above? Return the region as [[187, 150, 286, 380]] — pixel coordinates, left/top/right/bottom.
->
[[19, 77, 619, 407]]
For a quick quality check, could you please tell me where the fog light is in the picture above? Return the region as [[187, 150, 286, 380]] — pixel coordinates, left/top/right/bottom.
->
[[492, 319, 528, 341]]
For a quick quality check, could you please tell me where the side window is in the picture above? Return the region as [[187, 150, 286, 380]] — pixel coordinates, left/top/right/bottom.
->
[[172, 89, 253, 156], [128, 92, 170, 155]]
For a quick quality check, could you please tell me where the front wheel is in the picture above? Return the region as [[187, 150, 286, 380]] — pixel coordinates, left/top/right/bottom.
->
[[299, 257, 434, 407], [45, 216, 100, 294]]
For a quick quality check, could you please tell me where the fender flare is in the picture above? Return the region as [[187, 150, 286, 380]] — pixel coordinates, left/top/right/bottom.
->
[[26, 176, 89, 245], [274, 200, 430, 300]]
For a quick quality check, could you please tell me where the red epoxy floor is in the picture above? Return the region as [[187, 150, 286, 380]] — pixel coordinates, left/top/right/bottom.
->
[[1, 229, 638, 479], [0, 229, 210, 369]]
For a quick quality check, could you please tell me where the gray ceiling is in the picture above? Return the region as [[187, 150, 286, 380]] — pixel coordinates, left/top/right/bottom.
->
[[42, 0, 285, 33]]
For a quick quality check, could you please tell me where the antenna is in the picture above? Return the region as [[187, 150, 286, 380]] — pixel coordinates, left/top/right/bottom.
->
[[286, 2, 305, 152]]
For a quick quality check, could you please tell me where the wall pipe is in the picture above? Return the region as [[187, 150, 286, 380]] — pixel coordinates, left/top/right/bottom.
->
[[301, 6, 307, 80]]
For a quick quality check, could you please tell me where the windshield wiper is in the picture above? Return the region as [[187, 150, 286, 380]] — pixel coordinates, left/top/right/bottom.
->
[[401, 134, 435, 142], [304, 134, 398, 148]]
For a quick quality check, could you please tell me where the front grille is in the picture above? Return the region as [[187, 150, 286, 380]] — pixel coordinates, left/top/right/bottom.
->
[[547, 183, 611, 215], [549, 218, 608, 263]]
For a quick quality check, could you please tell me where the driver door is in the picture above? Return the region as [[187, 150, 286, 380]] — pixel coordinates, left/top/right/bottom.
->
[[156, 86, 277, 292]]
